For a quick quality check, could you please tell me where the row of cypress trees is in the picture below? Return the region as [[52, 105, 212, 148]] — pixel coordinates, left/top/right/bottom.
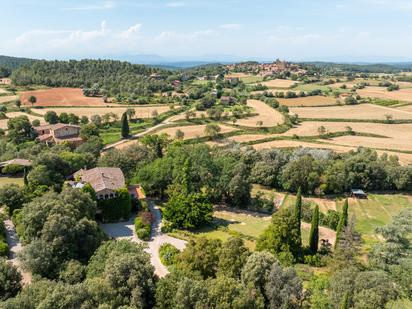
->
[[294, 187, 349, 255]]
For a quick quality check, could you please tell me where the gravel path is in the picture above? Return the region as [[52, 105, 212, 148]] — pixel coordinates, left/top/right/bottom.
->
[[2, 215, 32, 284], [100, 200, 186, 277]]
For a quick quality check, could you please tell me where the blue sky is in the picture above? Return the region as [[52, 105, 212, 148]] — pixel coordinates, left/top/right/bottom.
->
[[1, 0, 412, 62]]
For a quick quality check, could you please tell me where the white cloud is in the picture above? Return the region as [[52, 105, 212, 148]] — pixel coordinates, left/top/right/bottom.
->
[[165, 2, 185, 7], [220, 24, 241, 30], [119, 24, 142, 39], [62, 1, 116, 11]]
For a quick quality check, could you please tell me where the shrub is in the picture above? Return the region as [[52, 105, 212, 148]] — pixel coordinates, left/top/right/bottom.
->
[[159, 243, 180, 266], [1, 164, 25, 175], [304, 254, 326, 267], [134, 211, 153, 240], [0, 242, 9, 256]]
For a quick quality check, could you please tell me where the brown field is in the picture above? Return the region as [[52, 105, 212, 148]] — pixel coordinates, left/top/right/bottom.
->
[[228, 121, 412, 152], [277, 96, 337, 107], [256, 79, 298, 89], [290, 104, 412, 120], [233, 99, 284, 127], [398, 104, 412, 113], [169, 110, 209, 122], [357, 87, 412, 102], [20, 88, 108, 107], [251, 139, 412, 165], [0, 95, 18, 104], [156, 124, 237, 140], [34, 105, 173, 119]]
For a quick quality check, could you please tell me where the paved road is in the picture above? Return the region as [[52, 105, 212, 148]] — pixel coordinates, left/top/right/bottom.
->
[[100, 200, 186, 277], [3, 216, 32, 284]]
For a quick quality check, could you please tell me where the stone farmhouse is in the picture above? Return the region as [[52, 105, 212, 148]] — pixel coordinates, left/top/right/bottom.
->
[[34, 123, 83, 146], [72, 167, 145, 201]]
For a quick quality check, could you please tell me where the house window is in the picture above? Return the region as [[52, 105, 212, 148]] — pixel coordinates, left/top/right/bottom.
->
[[98, 195, 103, 200], [109, 193, 114, 198], [105, 194, 109, 199]]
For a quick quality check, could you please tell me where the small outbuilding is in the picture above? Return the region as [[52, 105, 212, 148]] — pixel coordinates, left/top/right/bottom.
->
[[351, 189, 367, 199]]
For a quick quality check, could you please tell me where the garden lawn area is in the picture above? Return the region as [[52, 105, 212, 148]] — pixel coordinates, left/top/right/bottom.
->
[[241, 75, 264, 84], [336, 194, 412, 248], [0, 176, 24, 187]]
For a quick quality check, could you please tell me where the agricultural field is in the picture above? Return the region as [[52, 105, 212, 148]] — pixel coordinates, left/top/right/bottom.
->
[[34, 105, 174, 119], [240, 75, 264, 84], [398, 104, 412, 113], [20, 88, 108, 107], [232, 99, 284, 127], [0, 95, 18, 104], [277, 96, 337, 107], [155, 124, 237, 140], [256, 79, 297, 89], [0, 112, 46, 129], [357, 86, 412, 102], [289, 103, 412, 120]]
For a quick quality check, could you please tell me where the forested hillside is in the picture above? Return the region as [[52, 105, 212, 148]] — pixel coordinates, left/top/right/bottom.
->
[[0, 55, 34, 78], [12, 59, 175, 98]]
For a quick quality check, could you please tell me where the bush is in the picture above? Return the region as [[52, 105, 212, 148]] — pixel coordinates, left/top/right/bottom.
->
[[159, 243, 180, 266], [134, 211, 153, 240], [0, 242, 9, 256], [304, 254, 326, 267], [1, 164, 25, 175]]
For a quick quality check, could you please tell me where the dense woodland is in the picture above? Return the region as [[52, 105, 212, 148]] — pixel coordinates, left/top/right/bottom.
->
[[11, 59, 177, 99]]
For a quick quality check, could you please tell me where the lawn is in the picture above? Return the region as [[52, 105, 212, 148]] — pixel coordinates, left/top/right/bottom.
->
[[336, 194, 412, 248], [241, 75, 264, 84], [0, 176, 24, 187]]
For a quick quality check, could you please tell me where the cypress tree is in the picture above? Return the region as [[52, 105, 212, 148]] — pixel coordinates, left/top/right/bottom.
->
[[309, 205, 319, 254], [23, 168, 28, 186], [339, 291, 350, 309], [335, 199, 349, 249], [121, 112, 129, 138], [294, 187, 302, 250]]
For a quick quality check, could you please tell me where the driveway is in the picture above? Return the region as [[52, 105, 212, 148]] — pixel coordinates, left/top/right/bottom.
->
[[100, 200, 186, 277], [2, 214, 32, 284]]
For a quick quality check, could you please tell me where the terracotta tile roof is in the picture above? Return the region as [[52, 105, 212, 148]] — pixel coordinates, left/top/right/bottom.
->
[[74, 167, 125, 193], [128, 185, 146, 199]]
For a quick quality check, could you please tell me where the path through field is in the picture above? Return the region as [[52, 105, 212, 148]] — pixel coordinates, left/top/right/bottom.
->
[[100, 200, 186, 278]]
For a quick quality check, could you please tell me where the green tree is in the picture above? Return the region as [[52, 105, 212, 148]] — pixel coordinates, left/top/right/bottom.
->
[[121, 112, 129, 138], [294, 187, 302, 250], [0, 259, 22, 301], [7, 116, 36, 144], [204, 123, 221, 139], [217, 237, 250, 279], [265, 263, 303, 309], [340, 291, 349, 309], [309, 205, 319, 254], [0, 184, 26, 215], [141, 133, 170, 158], [178, 238, 222, 279], [257, 208, 301, 263], [241, 251, 277, 304], [163, 191, 213, 229], [335, 199, 349, 249], [44, 111, 59, 124], [28, 95, 36, 106], [80, 123, 99, 140]]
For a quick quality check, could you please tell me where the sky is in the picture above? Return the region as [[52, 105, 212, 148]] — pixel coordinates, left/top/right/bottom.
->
[[1, 0, 412, 62]]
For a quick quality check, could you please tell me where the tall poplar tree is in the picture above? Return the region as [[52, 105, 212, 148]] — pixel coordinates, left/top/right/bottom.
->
[[121, 112, 129, 138]]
